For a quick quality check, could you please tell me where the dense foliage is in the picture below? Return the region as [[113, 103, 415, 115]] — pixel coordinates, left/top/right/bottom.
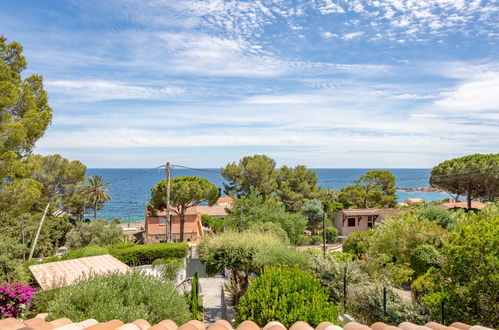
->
[[422, 205, 499, 327], [225, 191, 307, 244], [198, 231, 307, 303], [236, 266, 339, 328], [339, 171, 397, 209], [65, 219, 123, 249], [342, 230, 373, 259], [110, 243, 189, 266], [430, 154, 499, 207], [46, 273, 191, 325]]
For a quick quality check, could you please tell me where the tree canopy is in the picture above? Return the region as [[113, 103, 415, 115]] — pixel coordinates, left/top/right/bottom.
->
[[150, 176, 219, 241], [276, 165, 322, 212], [0, 35, 52, 180], [222, 154, 277, 197], [81, 175, 111, 219], [430, 153, 499, 208], [339, 170, 397, 208]]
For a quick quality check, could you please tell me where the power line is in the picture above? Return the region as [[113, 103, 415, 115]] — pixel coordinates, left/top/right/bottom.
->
[[107, 165, 165, 184]]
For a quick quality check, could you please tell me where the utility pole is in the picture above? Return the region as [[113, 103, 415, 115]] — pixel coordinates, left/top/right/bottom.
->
[[239, 205, 244, 232], [323, 212, 327, 258], [20, 221, 25, 262], [165, 162, 171, 243]]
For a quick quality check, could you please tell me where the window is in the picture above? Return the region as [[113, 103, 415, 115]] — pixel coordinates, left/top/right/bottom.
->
[[347, 217, 356, 227]]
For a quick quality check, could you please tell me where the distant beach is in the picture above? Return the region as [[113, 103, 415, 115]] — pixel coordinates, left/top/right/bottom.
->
[[87, 168, 451, 222]]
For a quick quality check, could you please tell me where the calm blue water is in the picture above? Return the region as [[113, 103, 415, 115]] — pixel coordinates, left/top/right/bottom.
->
[[86, 168, 450, 222]]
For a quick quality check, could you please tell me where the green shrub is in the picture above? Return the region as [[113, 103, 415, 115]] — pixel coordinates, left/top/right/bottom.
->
[[342, 231, 373, 259], [41, 245, 110, 264], [415, 206, 456, 230], [201, 214, 215, 227], [46, 272, 191, 324], [110, 243, 188, 266], [236, 266, 339, 327], [409, 244, 440, 277], [297, 235, 323, 246], [248, 221, 289, 243], [210, 218, 237, 233], [326, 227, 339, 243], [151, 258, 184, 281], [310, 254, 368, 304], [347, 284, 431, 325], [252, 245, 309, 272], [411, 273, 433, 302], [65, 219, 123, 249]]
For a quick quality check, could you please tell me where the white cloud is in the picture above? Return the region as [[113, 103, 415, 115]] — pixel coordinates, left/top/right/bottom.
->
[[321, 31, 338, 38], [342, 32, 364, 40], [436, 72, 499, 111], [45, 80, 184, 101]]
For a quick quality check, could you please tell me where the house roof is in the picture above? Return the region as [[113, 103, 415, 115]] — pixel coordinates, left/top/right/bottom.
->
[[0, 317, 491, 330], [340, 209, 406, 217], [403, 198, 424, 204], [146, 221, 201, 236], [148, 205, 229, 218], [28, 255, 130, 291], [441, 201, 486, 210]]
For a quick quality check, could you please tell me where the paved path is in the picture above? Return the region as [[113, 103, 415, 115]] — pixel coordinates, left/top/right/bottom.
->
[[199, 277, 226, 325]]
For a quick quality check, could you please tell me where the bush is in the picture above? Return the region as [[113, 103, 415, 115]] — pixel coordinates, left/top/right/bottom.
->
[[422, 205, 499, 327], [236, 266, 339, 327], [309, 254, 368, 304], [342, 231, 373, 259], [252, 245, 309, 272], [151, 258, 184, 281], [46, 272, 191, 325], [297, 235, 323, 246], [0, 282, 36, 318], [210, 218, 237, 233], [409, 244, 440, 277], [65, 219, 123, 249], [326, 227, 339, 244], [42, 245, 110, 263], [248, 221, 289, 243], [110, 243, 188, 266], [415, 206, 456, 230], [347, 284, 431, 325]]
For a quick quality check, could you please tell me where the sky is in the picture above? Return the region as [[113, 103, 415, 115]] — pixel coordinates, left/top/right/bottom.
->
[[1, 0, 498, 168]]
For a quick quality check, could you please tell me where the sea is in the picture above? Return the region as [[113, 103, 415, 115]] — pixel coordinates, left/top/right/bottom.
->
[[86, 168, 450, 222]]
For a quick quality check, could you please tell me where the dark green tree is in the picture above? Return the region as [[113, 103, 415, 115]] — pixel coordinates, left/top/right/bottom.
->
[[276, 165, 322, 212], [26, 154, 86, 259], [221, 155, 277, 197], [339, 170, 397, 208], [430, 153, 499, 209], [0, 36, 52, 181], [150, 176, 219, 242], [300, 199, 325, 234]]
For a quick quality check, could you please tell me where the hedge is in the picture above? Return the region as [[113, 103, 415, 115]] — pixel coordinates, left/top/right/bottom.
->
[[110, 243, 189, 266]]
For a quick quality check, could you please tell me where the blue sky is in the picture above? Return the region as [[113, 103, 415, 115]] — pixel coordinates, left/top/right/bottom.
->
[[1, 0, 498, 168]]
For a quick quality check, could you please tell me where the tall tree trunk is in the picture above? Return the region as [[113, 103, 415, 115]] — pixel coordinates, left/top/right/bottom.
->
[[467, 192, 472, 209], [94, 201, 97, 220], [180, 211, 185, 242], [28, 200, 51, 260]]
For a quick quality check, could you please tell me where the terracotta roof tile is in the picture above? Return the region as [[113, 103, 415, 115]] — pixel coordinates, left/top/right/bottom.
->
[[289, 322, 313, 330], [2, 318, 494, 330], [236, 321, 259, 330], [449, 323, 471, 330], [263, 322, 286, 330], [48, 318, 72, 328], [84, 320, 125, 330], [343, 323, 371, 330]]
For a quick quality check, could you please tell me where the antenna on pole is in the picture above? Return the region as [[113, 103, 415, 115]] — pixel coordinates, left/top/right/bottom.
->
[[166, 162, 171, 243]]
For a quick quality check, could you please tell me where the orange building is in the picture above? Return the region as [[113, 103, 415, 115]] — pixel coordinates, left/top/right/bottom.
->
[[144, 197, 234, 243]]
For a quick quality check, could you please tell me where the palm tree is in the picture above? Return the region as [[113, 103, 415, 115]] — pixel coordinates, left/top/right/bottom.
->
[[82, 175, 111, 220]]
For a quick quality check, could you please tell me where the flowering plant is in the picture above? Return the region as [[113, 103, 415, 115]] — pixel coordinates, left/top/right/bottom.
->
[[0, 281, 36, 319]]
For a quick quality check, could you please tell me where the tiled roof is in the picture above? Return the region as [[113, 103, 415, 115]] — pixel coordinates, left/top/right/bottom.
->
[[28, 255, 130, 291], [146, 221, 201, 236], [0, 317, 492, 330], [440, 202, 486, 210]]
